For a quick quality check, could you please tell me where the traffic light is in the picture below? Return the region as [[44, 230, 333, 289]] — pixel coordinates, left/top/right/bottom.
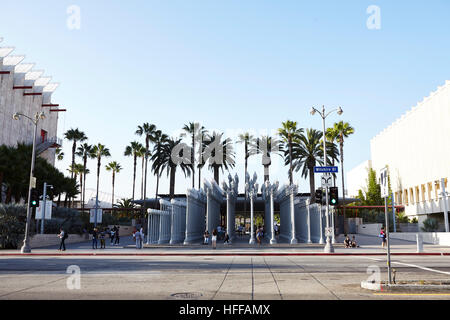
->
[[329, 187, 338, 206], [314, 189, 323, 204], [30, 188, 39, 208]]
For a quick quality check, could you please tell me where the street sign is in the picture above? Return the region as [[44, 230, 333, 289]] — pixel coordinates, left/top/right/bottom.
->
[[89, 208, 103, 223], [314, 166, 338, 173], [380, 167, 389, 198], [35, 201, 52, 220], [321, 174, 333, 187], [31, 177, 36, 188]]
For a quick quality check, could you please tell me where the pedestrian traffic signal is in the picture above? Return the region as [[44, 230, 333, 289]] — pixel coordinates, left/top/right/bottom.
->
[[30, 188, 39, 208], [329, 187, 338, 205], [314, 189, 323, 204]]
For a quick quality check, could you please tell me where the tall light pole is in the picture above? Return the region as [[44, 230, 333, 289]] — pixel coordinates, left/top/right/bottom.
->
[[13, 111, 46, 253], [246, 172, 259, 245], [310, 105, 343, 253]]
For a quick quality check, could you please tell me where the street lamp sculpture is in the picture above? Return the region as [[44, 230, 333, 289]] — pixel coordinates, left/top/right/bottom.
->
[[261, 180, 279, 244], [245, 172, 259, 245], [310, 105, 343, 253], [13, 111, 46, 253], [222, 173, 239, 243]]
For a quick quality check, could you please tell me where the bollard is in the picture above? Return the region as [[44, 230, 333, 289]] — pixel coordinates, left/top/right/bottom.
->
[[416, 233, 424, 253]]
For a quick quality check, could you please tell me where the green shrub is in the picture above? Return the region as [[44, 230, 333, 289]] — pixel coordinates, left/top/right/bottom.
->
[[421, 218, 439, 232], [0, 204, 35, 249]]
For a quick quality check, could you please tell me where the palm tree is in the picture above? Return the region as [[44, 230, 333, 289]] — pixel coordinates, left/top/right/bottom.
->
[[106, 161, 122, 206], [151, 130, 169, 205], [76, 143, 93, 212], [91, 143, 111, 221], [64, 129, 87, 180], [204, 132, 235, 184], [55, 147, 64, 161], [124, 141, 143, 201], [181, 122, 207, 189], [255, 135, 282, 182], [136, 123, 157, 206], [237, 132, 256, 185], [291, 129, 325, 201], [152, 138, 192, 198], [327, 121, 355, 224], [278, 121, 303, 185]]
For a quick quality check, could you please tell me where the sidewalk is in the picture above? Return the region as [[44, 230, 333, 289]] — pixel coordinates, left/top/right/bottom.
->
[[1, 234, 450, 256]]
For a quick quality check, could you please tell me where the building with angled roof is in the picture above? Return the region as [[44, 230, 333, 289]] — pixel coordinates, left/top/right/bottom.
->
[[0, 37, 63, 165]]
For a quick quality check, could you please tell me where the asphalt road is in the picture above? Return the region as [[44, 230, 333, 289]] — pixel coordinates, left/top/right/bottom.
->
[[1, 254, 450, 300]]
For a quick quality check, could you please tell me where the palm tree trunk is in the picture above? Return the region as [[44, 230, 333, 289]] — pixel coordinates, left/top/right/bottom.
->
[[289, 140, 293, 185], [198, 166, 201, 189], [79, 174, 83, 209], [141, 156, 144, 199], [214, 166, 219, 184], [309, 166, 315, 202], [154, 170, 160, 209], [340, 140, 346, 233], [132, 155, 137, 200], [112, 171, 115, 207], [264, 163, 270, 182], [82, 156, 87, 212], [169, 166, 176, 199], [192, 134, 195, 188]]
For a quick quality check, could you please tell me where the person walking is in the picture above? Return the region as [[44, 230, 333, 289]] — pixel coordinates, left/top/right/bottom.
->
[[58, 228, 67, 251], [203, 230, 210, 245], [92, 228, 98, 249], [223, 233, 230, 244], [139, 226, 144, 249], [380, 227, 387, 248], [135, 229, 142, 249], [211, 229, 217, 249]]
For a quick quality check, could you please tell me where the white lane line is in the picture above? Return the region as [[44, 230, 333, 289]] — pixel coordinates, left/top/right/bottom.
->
[[361, 256, 450, 276]]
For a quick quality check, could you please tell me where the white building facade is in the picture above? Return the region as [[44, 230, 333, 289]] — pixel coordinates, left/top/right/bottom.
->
[[348, 80, 450, 222], [0, 37, 62, 165]]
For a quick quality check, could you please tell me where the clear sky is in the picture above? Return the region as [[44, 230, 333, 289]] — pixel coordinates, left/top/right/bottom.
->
[[1, 0, 450, 202]]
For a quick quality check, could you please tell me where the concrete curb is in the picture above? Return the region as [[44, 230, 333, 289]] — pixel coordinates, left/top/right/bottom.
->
[[361, 280, 450, 292], [1, 252, 449, 257]]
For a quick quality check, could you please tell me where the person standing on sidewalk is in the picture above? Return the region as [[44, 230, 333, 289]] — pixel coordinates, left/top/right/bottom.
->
[[211, 229, 217, 249], [135, 229, 142, 249], [58, 228, 67, 251], [114, 226, 120, 245], [92, 228, 98, 249], [100, 229, 106, 249]]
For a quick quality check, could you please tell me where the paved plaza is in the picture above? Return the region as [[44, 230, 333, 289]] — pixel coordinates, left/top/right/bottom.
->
[[1, 235, 450, 300]]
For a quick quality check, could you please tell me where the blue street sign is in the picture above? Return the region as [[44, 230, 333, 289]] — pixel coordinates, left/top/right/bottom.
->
[[314, 166, 338, 173]]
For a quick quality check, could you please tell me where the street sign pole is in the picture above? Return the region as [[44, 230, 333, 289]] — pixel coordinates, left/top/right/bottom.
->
[[392, 192, 396, 233], [384, 196, 392, 284]]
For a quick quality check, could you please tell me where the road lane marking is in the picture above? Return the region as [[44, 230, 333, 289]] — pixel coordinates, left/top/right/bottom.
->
[[361, 256, 450, 276]]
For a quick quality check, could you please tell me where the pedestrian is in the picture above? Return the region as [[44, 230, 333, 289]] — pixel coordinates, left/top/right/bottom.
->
[[380, 227, 387, 248], [351, 236, 359, 248], [58, 228, 67, 251], [100, 229, 106, 249], [256, 227, 262, 245], [110, 227, 115, 245], [114, 226, 120, 245], [223, 233, 230, 244], [139, 226, 144, 248], [92, 228, 98, 249], [135, 229, 142, 249], [212, 229, 217, 249], [203, 230, 210, 245]]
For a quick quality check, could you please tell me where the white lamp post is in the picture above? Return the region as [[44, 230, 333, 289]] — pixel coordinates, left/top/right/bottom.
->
[[310, 105, 343, 253], [13, 111, 46, 253]]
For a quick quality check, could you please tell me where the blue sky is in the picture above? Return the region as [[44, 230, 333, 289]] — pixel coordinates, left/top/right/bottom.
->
[[1, 0, 450, 202]]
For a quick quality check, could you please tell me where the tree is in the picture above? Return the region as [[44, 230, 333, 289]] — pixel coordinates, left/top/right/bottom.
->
[[136, 123, 157, 206], [105, 161, 122, 206], [181, 122, 207, 189], [151, 138, 192, 198], [237, 132, 257, 186], [64, 129, 87, 180], [327, 121, 355, 221], [124, 141, 143, 201], [291, 129, 325, 201], [357, 168, 383, 206], [278, 121, 303, 185], [91, 144, 111, 211], [151, 130, 169, 205], [76, 143, 93, 212], [204, 132, 235, 184], [255, 135, 282, 182], [55, 147, 64, 161]]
